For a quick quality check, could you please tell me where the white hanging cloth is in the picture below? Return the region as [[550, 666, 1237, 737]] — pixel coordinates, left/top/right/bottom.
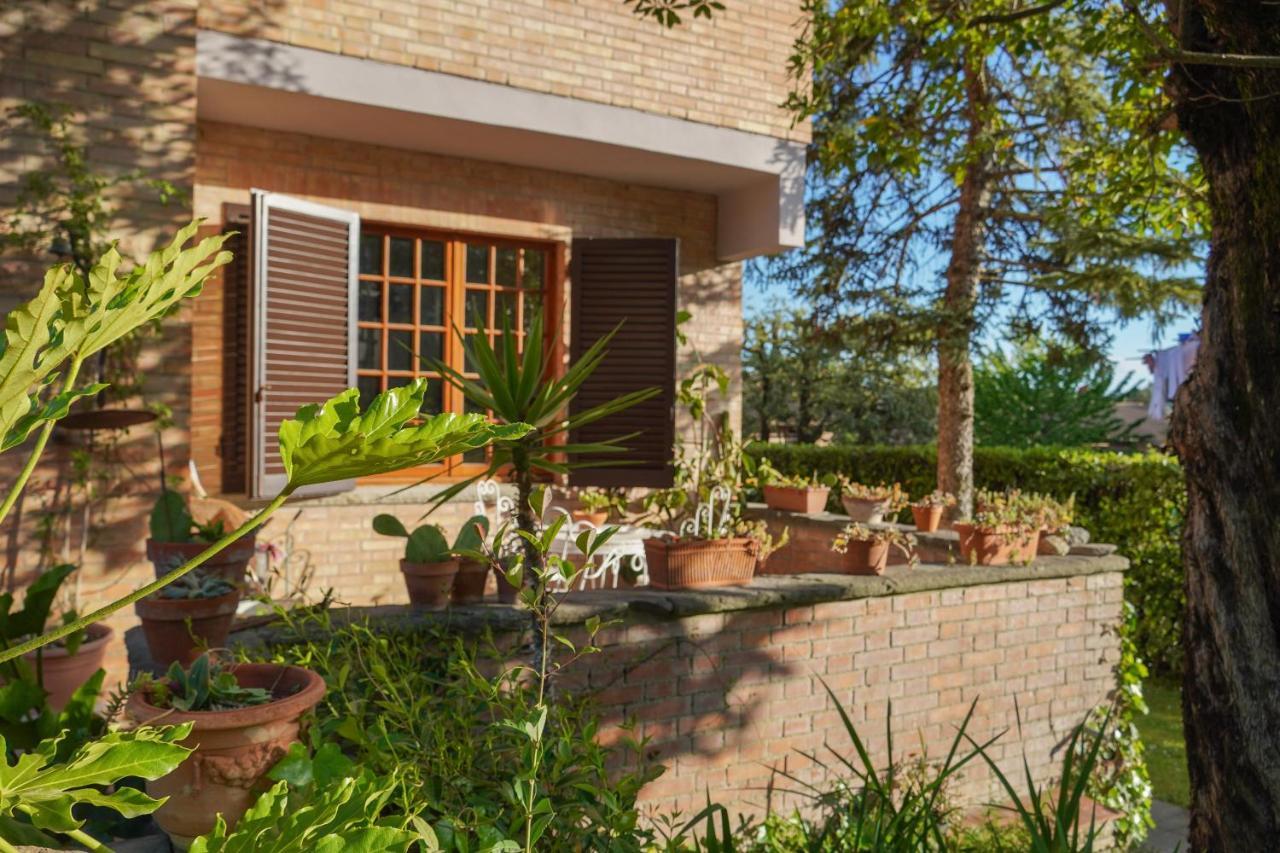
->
[[1148, 337, 1199, 421]]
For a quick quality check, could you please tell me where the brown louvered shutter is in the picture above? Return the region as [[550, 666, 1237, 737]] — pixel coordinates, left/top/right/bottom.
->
[[249, 191, 359, 498], [568, 238, 677, 488], [219, 205, 251, 494]]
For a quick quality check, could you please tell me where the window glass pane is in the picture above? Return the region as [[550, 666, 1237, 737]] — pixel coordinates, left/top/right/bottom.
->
[[418, 331, 443, 364], [522, 248, 545, 289], [463, 332, 483, 373], [358, 281, 382, 322], [495, 292, 517, 332], [420, 380, 443, 416], [420, 286, 444, 326], [388, 329, 413, 372], [358, 327, 381, 370], [466, 244, 490, 284], [522, 291, 542, 334], [495, 247, 517, 286], [388, 284, 414, 324], [359, 234, 382, 275], [420, 240, 446, 281], [357, 375, 381, 409], [389, 237, 414, 277], [464, 290, 489, 329]]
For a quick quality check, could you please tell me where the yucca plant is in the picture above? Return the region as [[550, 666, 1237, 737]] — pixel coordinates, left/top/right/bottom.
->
[[425, 311, 658, 568]]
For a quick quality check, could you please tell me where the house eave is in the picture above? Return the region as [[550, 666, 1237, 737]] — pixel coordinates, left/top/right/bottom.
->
[[195, 30, 803, 261]]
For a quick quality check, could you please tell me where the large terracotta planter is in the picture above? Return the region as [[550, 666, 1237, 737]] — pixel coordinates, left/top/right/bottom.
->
[[841, 540, 890, 575], [911, 504, 944, 533], [571, 509, 609, 526], [452, 559, 490, 605], [135, 588, 242, 667], [146, 535, 256, 584], [764, 485, 830, 514], [842, 496, 891, 523], [127, 663, 325, 849], [953, 523, 1040, 566], [642, 537, 758, 589], [23, 623, 112, 711], [401, 558, 458, 608]]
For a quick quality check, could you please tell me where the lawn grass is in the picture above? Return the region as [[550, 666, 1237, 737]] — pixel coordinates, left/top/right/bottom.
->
[[1138, 676, 1190, 808]]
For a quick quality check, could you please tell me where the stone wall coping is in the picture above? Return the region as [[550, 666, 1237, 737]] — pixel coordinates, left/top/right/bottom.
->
[[231, 551, 1128, 648]]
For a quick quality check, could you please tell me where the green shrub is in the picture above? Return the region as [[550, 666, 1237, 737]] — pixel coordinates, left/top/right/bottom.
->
[[746, 443, 1186, 674]]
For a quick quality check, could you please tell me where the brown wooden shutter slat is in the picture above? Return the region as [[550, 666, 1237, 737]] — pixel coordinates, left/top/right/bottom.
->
[[218, 205, 251, 494], [249, 191, 359, 498], [568, 237, 677, 488]]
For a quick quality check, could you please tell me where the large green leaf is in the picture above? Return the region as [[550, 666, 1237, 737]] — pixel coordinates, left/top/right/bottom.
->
[[0, 725, 191, 833], [278, 379, 530, 490], [0, 221, 230, 447]]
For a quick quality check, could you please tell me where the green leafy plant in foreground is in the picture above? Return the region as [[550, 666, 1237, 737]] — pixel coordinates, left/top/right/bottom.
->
[[189, 742, 430, 853], [0, 724, 192, 853]]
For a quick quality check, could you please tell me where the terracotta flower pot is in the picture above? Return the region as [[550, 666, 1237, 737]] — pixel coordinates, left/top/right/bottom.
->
[[642, 537, 758, 589], [953, 523, 1040, 566], [127, 663, 325, 849], [842, 496, 890, 523], [135, 588, 243, 667], [841, 539, 890, 575], [911, 504, 944, 533], [401, 558, 459, 608], [451, 559, 490, 605], [23, 623, 112, 711], [763, 485, 830, 514], [146, 535, 256, 584], [571, 510, 609, 526]]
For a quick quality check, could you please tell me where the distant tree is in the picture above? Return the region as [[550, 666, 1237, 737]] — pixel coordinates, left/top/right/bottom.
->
[[743, 305, 935, 445], [773, 0, 1204, 514], [974, 339, 1139, 447]]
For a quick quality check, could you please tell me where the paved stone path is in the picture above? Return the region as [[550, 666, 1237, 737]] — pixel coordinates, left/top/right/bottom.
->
[[1145, 800, 1190, 852]]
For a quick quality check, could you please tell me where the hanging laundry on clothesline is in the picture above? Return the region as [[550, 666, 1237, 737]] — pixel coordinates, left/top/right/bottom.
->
[[1146, 333, 1199, 421]]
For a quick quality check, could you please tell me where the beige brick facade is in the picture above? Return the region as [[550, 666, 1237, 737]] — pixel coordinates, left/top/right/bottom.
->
[[197, 0, 810, 142]]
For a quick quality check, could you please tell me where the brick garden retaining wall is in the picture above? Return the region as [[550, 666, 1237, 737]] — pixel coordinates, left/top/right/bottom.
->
[[227, 551, 1127, 825]]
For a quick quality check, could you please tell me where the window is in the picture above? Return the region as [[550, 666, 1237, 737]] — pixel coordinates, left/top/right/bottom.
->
[[355, 226, 553, 478]]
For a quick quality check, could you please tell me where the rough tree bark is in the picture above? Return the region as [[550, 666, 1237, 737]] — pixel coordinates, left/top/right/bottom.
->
[[1166, 2, 1280, 849], [937, 56, 991, 519]]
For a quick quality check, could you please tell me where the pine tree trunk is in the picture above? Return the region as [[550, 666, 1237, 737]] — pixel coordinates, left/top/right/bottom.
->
[[937, 57, 991, 519], [1166, 3, 1280, 848]]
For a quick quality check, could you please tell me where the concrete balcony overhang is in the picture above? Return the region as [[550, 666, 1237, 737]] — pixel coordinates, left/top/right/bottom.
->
[[195, 30, 804, 261]]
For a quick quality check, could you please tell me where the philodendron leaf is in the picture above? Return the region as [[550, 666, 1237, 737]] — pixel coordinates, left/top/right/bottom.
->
[[278, 379, 531, 490], [0, 725, 192, 833], [0, 221, 230, 445], [1, 381, 108, 451]]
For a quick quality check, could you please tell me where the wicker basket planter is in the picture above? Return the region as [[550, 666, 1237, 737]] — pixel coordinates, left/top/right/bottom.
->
[[642, 537, 758, 589], [763, 485, 830, 514]]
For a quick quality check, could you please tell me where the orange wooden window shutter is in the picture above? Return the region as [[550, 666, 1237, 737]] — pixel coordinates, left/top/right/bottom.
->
[[249, 191, 360, 499], [568, 238, 677, 488]]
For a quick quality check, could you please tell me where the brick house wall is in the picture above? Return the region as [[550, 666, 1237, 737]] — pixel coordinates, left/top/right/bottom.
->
[[197, 0, 810, 142]]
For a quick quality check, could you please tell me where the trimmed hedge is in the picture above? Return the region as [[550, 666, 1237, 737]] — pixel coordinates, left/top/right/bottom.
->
[[747, 443, 1186, 674]]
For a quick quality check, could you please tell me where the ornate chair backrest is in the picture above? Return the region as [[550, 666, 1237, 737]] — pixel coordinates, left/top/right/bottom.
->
[[680, 484, 734, 539]]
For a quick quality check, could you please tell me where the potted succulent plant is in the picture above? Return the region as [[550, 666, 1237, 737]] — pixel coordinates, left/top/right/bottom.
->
[[839, 478, 907, 523], [571, 487, 615, 526], [450, 514, 492, 605], [127, 653, 326, 847], [147, 490, 256, 584], [910, 490, 957, 533], [954, 491, 1041, 566], [0, 563, 112, 711], [758, 458, 836, 514], [134, 570, 241, 667], [373, 515, 459, 608], [831, 523, 917, 575], [735, 518, 790, 573]]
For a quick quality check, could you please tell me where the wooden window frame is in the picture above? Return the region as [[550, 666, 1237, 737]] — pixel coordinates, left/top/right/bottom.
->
[[355, 223, 564, 484]]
